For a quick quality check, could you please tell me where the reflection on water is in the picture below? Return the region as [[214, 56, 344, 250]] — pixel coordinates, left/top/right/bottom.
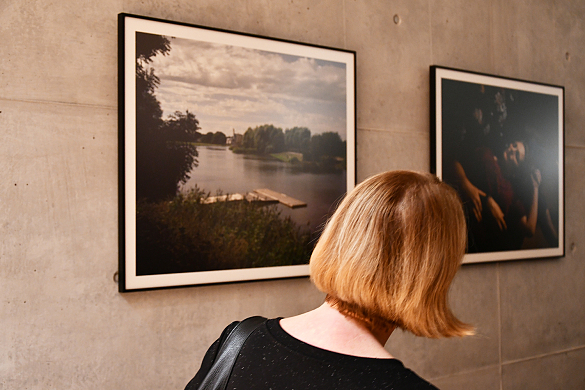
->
[[180, 146, 347, 234]]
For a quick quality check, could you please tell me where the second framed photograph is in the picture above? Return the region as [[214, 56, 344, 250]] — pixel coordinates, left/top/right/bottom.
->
[[119, 14, 356, 291], [431, 66, 564, 263]]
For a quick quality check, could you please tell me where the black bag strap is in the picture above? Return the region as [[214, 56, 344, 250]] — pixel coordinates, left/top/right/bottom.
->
[[197, 316, 267, 390]]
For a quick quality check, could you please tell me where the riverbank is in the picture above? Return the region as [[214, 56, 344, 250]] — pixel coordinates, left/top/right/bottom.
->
[[135, 188, 313, 276]]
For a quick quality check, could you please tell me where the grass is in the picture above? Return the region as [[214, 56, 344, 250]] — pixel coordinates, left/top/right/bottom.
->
[[271, 151, 303, 163], [135, 187, 313, 275]]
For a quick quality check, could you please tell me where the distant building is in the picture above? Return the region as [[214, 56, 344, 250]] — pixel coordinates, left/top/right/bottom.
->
[[226, 128, 243, 146]]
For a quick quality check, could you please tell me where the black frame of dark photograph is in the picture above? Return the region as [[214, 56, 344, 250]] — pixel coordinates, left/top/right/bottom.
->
[[118, 14, 356, 291], [431, 66, 564, 263]]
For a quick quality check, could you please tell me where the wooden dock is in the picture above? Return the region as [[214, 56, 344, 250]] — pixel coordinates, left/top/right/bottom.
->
[[201, 188, 306, 209], [200, 193, 247, 204], [253, 188, 307, 208]]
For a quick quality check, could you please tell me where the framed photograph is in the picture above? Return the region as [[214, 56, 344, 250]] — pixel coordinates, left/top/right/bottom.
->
[[118, 14, 356, 291], [431, 66, 564, 263]]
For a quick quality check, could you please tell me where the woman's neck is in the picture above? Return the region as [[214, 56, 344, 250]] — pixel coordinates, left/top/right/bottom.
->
[[279, 302, 396, 359]]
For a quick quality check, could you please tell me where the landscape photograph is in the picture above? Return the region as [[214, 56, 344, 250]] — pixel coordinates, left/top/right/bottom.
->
[[121, 16, 355, 288]]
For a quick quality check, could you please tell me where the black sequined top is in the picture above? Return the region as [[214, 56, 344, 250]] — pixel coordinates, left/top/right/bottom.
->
[[185, 318, 438, 390]]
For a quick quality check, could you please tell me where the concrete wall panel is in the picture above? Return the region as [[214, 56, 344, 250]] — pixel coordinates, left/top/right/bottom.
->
[[386, 264, 500, 379], [429, 0, 493, 72], [431, 365, 501, 390], [491, 0, 561, 82], [0, 0, 120, 106], [499, 147, 585, 362], [346, 0, 431, 133], [556, 1, 585, 147], [356, 128, 429, 180], [502, 347, 585, 389], [124, 0, 346, 49]]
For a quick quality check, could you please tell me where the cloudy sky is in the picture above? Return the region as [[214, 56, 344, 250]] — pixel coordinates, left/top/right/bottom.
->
[[148, 36, 348, 139]]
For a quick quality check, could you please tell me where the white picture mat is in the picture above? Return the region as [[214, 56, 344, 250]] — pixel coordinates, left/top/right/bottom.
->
[[433, 67, 564, 264], [121, 15, 355, 290]]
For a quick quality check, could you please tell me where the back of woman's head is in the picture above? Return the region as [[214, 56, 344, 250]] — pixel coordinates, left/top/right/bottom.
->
[[310, 170, 474, 338]]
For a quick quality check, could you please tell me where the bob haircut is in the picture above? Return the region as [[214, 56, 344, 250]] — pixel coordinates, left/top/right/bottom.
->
[[310, 170, 474, 338]]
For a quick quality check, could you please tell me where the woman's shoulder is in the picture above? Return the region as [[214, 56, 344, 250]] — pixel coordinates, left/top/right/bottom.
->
[[262, 319, 438, 389]]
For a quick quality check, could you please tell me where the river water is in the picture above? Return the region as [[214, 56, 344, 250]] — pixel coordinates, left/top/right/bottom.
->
[[180, 145, 347, 235]]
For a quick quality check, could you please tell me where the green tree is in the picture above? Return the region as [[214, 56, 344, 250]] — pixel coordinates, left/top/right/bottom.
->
[[253, 125, 271, 154], [319, 132, 345, 157], [285, 127, 311, 153], [304, 132, 345, 162], [211, 131, 227, 145], [243, 127, 255, 148], [266, 126, 285, 154], [135, 32, 200, 201], [252, 124, 285, 154], [135, 32, 170, 201], [136, 33, 171, 64], [200, 132, 214, 144], [305, 134, 323, 162], [160, 110, 200, 189], [165, 110, 201, 142]]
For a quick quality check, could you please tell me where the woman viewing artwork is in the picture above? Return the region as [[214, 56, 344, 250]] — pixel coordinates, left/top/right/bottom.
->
[[185, 170, 474, 390]]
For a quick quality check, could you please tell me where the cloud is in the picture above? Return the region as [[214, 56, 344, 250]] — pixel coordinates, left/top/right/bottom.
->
[[152, 39, 345, 100], [147, 37, 348, 137]]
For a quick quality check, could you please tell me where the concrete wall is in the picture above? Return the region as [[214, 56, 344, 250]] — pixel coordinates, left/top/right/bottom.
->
[[1, 0, 584, 389]]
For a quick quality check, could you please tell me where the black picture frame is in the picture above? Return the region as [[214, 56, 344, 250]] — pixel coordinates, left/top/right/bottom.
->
[[119, 14, 356, 291], [431, 66, 564, 263]]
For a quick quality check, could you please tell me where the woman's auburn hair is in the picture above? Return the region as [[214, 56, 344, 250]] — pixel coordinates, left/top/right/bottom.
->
[[310, 170, 474, 338]]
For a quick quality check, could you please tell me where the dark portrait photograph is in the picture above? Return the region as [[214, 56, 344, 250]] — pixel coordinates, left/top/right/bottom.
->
[[431, 66, 564, 263]]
